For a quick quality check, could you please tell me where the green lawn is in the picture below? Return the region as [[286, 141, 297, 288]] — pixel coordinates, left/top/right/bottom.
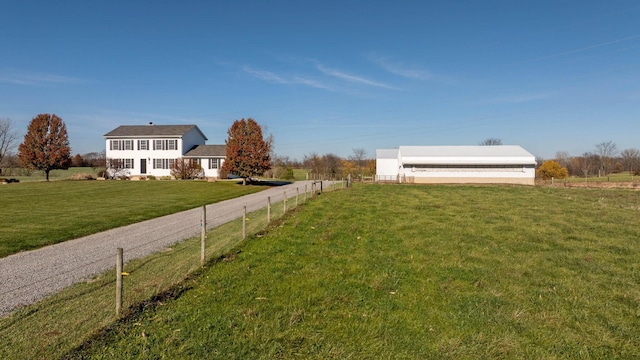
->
[[563, 172, 638, 183], [58, 184, 640, 359], [0, 166, 100, 182], [0, 180, 262, 257]]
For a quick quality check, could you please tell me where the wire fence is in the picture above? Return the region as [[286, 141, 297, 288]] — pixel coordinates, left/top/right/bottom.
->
[[0, 180, 347, 359]]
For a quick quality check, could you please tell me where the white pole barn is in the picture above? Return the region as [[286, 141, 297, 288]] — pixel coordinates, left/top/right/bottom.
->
[[376, 145, 536, 185]]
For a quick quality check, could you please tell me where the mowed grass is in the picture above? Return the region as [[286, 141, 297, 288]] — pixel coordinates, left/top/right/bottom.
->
[[0, 166, 100, 182], [0, 180, 262, 257], [66, 184, 640, 359], [563, 172, 639, 183]]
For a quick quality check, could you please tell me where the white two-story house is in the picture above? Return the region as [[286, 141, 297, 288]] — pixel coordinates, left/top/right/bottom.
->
[[104, 123, 226, 179]]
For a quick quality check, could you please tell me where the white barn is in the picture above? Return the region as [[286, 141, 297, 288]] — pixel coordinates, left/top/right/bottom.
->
[[376, 145, 536, 185]]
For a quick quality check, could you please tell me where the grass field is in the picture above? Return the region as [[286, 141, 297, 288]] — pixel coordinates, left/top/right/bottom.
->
[[0, 166, 100, 182], [0, 180, 262, 257], [41, 184, 639, 359], [552, 172, 639, 183]]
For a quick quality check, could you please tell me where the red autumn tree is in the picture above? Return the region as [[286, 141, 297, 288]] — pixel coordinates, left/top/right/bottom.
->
[[18, 114, 72, 181], [221, 118, 271, 185]]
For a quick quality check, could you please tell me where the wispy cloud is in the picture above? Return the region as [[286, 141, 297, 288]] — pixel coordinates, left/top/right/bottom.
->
[[477, 92, 555, 104], [242, 61, 398, 92], [243, 65, 336, 91], [291, 76, 334, 90], [242, 66, 287, 84], [316, 64, 398, 90], [369, 55, 433, 81], [0, 70, 84, 86]]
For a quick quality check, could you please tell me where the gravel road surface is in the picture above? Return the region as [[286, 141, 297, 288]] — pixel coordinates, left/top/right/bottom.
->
[[0, 180, 324, 317]]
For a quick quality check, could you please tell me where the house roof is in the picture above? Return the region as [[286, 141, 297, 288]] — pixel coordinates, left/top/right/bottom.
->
[[183, 144, 226, 157], [104, 124, 208, 140], [378, 145, 536, 166]]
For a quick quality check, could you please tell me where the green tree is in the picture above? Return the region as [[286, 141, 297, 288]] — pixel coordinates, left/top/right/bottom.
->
[[536, 160, 568, 180], [221, 118, 271, 185], [18, 114, 71, 181]]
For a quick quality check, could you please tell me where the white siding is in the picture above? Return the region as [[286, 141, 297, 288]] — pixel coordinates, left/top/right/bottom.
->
[[105, 128, 208, 178], [200, 158, 226, 178], [375, 149, 399, 181]]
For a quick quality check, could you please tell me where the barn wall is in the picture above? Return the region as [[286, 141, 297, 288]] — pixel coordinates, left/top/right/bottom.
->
[[398, 167, 536, 185], [411, 176, 535, 185], [375, 158, 399, 179]]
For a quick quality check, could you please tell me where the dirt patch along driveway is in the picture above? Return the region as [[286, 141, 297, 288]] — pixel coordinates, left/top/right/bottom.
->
[[0, 180, 325, 317]]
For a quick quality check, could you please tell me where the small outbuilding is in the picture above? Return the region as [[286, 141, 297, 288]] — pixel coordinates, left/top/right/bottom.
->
[[376, 145, 536, 185]]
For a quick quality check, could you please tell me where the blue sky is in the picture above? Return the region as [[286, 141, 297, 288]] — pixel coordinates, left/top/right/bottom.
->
[[1, 1, 639, 161]]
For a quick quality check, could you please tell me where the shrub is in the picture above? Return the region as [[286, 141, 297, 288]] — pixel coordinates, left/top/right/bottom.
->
[[282, 167, 295, 180], [537, 160, 569, 180], [171, 158, 203, 180]]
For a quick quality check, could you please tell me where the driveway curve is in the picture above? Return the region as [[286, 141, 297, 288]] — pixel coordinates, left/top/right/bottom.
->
[[0, 180, 326, 317]]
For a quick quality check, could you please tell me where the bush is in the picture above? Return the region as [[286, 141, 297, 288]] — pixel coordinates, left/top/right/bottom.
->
[[282, 167, 295, 180], [537, 160, 569, 180]]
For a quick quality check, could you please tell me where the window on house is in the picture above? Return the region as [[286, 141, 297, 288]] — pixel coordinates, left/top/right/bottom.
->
[[110, 140, 134, 151], [138, 140, 149, 150], [209, 158, 220, 169], [153, 139, 179, 151], [109, 158, 133, 169], [153, 159, 177, 169]]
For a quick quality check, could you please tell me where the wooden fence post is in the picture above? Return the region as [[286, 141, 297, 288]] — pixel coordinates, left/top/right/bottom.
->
[[267, 196, 271, 223], [243, 206, 247, 240], [296, 187, 299, 207], [283, 191, 287, 213], [201, 205, 206, 265], [305, 184, 308, 202], [116, 247, 123, 316]]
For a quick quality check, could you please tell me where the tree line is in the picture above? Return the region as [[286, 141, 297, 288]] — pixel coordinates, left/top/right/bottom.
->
[[3, 116, 636, 182], [541, 141, 640, 179]]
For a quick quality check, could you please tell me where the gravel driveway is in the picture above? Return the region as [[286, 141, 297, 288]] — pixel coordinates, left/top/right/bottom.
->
[[0, 180, 324, 317]]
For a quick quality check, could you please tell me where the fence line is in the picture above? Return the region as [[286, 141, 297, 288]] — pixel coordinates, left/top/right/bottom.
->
[[1, 181, 343, 321]]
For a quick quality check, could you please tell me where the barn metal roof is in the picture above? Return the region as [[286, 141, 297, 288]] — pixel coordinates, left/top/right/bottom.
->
[[400, 145, 536, 165], [376, 148, 399, 159], [377, 145, 536, 166]]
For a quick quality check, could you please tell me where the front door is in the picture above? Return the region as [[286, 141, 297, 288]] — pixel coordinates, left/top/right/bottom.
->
[[140, 159, 147, 174]]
